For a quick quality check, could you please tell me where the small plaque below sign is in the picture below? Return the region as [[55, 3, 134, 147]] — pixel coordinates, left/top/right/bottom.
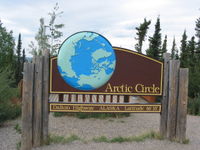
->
[[50, 103, 161, 113]]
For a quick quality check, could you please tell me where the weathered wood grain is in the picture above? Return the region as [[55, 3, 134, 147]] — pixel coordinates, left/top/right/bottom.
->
[[21, 63, 34, 150], [160, 53, 170, 137], [33, 56, 43, 147], [176, 68, 188, 142], [42, 50, 50, 143], [167, 60, 180, 140]]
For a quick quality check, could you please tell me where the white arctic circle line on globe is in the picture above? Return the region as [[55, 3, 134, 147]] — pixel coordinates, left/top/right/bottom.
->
[[57, 31, 116, 91]]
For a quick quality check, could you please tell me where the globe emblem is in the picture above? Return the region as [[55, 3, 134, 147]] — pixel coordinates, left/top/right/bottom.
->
[[57, 31, 116, 91]]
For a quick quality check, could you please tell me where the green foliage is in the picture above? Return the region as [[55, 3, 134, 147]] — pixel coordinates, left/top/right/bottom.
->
[[180, 30, 188, 67], [171, 37, 179, 59], [93, 136, 109, 142], [29, 3, 64, 56], [135, 18, 151, 53], [14, 123, 22, 134], [182, 138, 190, 144], [146, 17, 162, 60], [48, 3, 64, 55], [0, 70, 21, 124], [161, 35, 167, 59], [47, 134, 80, 145], [93, 131, 163, 143], [16, 141, 21, 150], [15, 33, 23, 84], [188, 96, 200, 115], [53, 112, 68, 117], [53, 112, 130, 119], [46, 131, 189, 145], [0, 20, 15, 71]]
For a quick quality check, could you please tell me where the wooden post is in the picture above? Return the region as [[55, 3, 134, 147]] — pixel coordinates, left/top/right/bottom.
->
[[21, 63, 34, 150], [176, 68, 188, 142], [42, 50, 50, 143], [167, 60, 180, 140], [160, 53, 170, 137], [33, 56, 43, 147]]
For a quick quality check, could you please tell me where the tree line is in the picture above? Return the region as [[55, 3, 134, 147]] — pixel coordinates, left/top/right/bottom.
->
[[135, 16, 200, 98]]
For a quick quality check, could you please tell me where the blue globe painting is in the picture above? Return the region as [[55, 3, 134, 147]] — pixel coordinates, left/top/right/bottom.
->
[[57, 31, 116, 91]]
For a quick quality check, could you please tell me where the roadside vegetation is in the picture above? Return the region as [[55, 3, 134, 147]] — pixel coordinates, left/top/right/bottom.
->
[[45, 131, 189, 145], [53, 112, 130, 119], [46, 131, 163, 145]]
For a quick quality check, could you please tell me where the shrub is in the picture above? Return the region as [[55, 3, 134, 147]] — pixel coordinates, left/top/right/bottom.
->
[[188, 95, 200, 116], [0, 70, 21, 124], [53, 112, 130, 119]]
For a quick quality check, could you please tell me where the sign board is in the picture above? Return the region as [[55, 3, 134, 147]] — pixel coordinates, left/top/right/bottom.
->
[[50, 47, 163, 95], [49, 31, 163, 112]]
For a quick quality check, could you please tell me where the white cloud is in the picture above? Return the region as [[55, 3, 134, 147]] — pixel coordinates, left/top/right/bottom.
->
[[0, 0, 199, 57]]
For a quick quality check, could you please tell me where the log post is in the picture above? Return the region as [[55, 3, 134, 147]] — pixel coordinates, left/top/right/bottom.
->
[[176, 68, 188, 142], [42, 49, 50, 143], [167, 60, 180, 140], [33, 56, 43, 147], [160, 53, 170, 138], [21, 63, 34, 150]]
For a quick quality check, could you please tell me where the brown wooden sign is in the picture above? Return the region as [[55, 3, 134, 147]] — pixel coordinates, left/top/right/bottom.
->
[[50, 47, 163, 96]]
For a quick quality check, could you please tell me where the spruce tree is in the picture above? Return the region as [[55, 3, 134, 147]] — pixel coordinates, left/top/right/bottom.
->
[[22, 48, 26, 71], [135, 18, 151, 53], [171, 37, 178, 59], [195, 18, 200, 44], [161, 35, 167, 59], [195, 17, 200, 61], [146, 17, 162, 60], [187, 36, 196, 66], [180, 30, 188, 67], [187, 36, 198, 98], [16, 33, 22, 83]]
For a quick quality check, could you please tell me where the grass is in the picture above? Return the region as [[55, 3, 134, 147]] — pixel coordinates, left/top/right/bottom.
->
[[47, 131, 161, 145], [182, 138, 190, 144], [41, 131, 189, 146], [92, 131, 163, 143], [53, 112, 130, 119], [14, 123, 21, 134], [47, 134, 81, 145], [16, 141, 21, 150]]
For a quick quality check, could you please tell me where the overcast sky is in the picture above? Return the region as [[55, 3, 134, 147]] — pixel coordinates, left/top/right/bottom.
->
[[0, 0, 200, 56]]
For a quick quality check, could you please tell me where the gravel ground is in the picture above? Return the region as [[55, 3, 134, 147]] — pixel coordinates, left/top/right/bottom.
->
[[0, 114, 200, 150], [0, 119, 21, 150]]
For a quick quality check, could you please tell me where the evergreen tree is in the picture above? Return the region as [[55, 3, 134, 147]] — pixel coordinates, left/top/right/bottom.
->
[[171, 37, 178, 59], [171, 37, 176, 59], [180, 30, 188, 67], [0, 20, 15, 70], [135, 18, 151, 53], [146, 17, 162, 60], [161, 35, 167, 59], [187, 36, 198, 98], [195, 17, 200, 60], [22, 48, 26, 71], [16, 33, 22, 83], [187, 36, 196, 66]]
